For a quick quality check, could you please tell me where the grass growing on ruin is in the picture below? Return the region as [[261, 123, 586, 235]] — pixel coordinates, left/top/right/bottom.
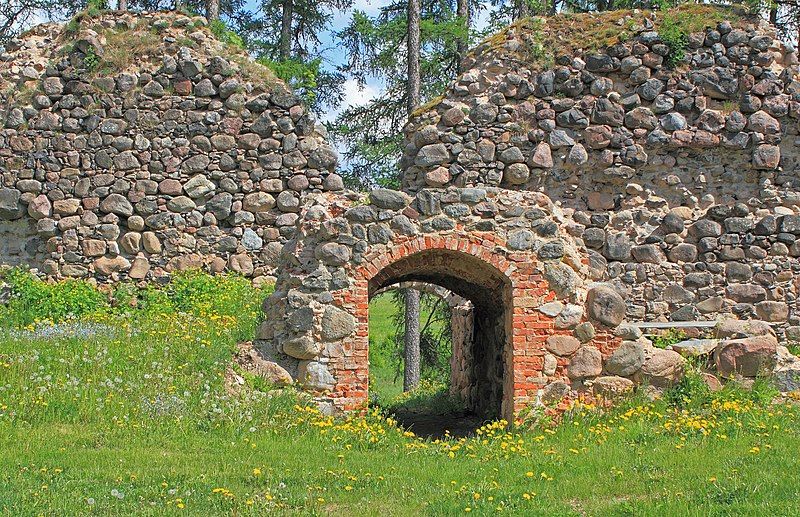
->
[[2, 273, 800, 515], [471, 4, 750, 75]]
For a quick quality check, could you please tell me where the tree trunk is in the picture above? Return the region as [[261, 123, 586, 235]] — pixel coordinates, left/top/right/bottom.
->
[[280, 0, 294, 61], [403, 0, 422, 392], [403, 288, 421, 391], [516, 0, 529, 20], [118, 0, 128, 11], [456, 0, 469, 72], [407, 0, 421, 112], [207, 0, 220, 21]]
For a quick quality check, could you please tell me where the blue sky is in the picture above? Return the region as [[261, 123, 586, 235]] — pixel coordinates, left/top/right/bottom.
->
[[242, 0, 395, 122], [240, 0, 493, 123]]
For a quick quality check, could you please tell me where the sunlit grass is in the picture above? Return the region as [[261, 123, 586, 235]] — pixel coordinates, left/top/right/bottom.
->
[[1, 273, 799, 515]]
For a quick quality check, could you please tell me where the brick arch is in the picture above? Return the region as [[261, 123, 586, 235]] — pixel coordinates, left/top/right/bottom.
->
[[331, 232, 559, 420]]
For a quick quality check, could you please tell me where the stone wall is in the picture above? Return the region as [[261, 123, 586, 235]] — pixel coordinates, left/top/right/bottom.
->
[[0, 11, 342, 282], [254, 185, 642, 418], [401, 7, 800, 337]]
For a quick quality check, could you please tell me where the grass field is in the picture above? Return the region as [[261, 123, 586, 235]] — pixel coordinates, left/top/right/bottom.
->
[[368, 293, 405, 403], [1, 272, 800, 515]]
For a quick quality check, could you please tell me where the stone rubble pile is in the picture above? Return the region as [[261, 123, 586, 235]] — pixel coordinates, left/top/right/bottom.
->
[[0, 11, 342, 282], [402, 9, 800, 339]]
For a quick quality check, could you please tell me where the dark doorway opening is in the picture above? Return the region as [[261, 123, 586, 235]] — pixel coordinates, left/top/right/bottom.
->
[[367, 249, 513, 438]]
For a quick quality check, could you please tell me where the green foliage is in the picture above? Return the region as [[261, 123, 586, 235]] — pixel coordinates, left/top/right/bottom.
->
[[209, 18, 245, 49], [383, 378, 464, 415], [659, 13, 689, 68], [82, 45, 100, 71], [64, 17, 81, 36], [664, 368, 711, 409], [387, 288, 453, 385], [86, 0, 108, 17], [239, 0, 348, 113], [0, 268, 266, 328], [520, 16, 550, 68], [258, 56, 322, 107], [1, 268, 107, 326], [651, 328, 686, 349], [332, 0, 469, 188]]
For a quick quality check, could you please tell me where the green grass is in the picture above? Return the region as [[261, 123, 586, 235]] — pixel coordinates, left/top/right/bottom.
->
[[368, 291, 450, 406], [368, 293, 405, 403], [1, 273, 800, 515]]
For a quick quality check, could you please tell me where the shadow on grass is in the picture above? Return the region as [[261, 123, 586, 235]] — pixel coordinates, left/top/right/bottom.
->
[[375, 380, 493, 439]]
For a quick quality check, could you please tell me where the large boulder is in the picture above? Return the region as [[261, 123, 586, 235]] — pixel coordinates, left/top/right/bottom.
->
[[282, 336, 323, 360], [0, 188, 23, 219], [589, 376, 634, 397], [567, 346, 603, 379], [773, 350, 800, 392], [235, 342, 293, 386], [540, 380, 571, 404], [546, 335, 581, 356], [714, 336, 777, 377], [604, 340, 645, 376], [635, 347, 685, 388], [586, 285, 626, 327], [321, 305, 356, 341], [715, 319, 775, 340]]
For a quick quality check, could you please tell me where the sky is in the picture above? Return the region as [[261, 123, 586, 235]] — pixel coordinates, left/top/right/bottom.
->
[[242, 0, 396, 123], [239, 0, 492, 123], [19, 0, 491, 124]]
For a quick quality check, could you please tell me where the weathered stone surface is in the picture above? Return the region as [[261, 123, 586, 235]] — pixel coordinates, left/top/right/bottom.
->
[[567, 346, 603, 379], [93, 256, 131, 276], [670, 339, 719, 357], [0, 189, 23, 219], [605, 341, 645, 376], [283, 336, 323, 360], [243, 192, 276, 212], [540, 381, 571, 404], [321, 305, 356, 341], [590, 376, 634, 397], [546, 335, 581, 356], [100, 194, 133, 217], [370, 189, 411, 210], [773, 363, 800, 392], [315, 243, 351, 265], [298, 361, 335, 390], [415, 144, 450, 167], [715, 336, 778, 377], [586, 286, 626, 327], [635, 348, 685, 388], [716, 319, 776, 339]]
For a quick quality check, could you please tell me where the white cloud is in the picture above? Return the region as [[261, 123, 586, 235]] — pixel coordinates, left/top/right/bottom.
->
[[320, 78, 380, 123], [352, 0, 395, 15]]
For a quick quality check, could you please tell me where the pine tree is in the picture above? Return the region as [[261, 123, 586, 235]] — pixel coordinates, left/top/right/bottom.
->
[[206, 0, 219, 21], [403, 0, 422, 393], [332, 0, 468, 188], [244, 0, 351, 112]]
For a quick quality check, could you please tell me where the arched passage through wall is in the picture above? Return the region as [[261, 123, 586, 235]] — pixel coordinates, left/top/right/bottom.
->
[[366, 247, 514, 419]]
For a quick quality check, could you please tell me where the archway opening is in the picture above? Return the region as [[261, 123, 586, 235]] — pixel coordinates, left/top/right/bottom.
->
[[366, 248, 513, 436]]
